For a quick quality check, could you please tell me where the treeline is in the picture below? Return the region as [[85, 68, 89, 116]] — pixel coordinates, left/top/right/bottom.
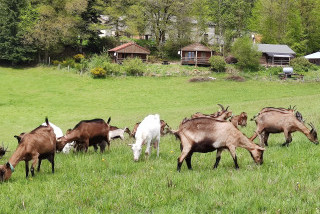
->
[[0, 0, 320, 65]]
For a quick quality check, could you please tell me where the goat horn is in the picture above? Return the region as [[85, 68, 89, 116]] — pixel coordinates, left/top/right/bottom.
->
[[226, 106, 229, 111], [217, 104, 225, 111]]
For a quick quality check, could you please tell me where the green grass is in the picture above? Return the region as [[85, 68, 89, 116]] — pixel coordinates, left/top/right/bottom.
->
[[0, 66, 320, 213]]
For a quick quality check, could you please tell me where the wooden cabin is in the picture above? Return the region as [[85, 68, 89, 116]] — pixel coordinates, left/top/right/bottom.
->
[[108, 42, 150, 64], [305, 52, 320, 65], [257, 44, 296, 66], [180, 43, 213, 66]]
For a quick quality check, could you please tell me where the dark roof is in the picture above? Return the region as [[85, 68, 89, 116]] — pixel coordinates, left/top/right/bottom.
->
[[108, 42, 150, 54], [181, 43, 212, 52], [257, 44, 296, 55]]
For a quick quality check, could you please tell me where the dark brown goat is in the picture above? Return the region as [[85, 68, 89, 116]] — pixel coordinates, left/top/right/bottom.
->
[[131, 120, 172, 138], [0, 118, 56, 181], [174, 117, 265, 171], [250, 107, 318, 147], [229, 112, 248, 128], [57, 117, 111, 153], [191, 104, 232, 120]]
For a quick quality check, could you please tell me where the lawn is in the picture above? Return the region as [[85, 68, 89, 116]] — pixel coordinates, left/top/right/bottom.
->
[[0, 66, 320, 213]]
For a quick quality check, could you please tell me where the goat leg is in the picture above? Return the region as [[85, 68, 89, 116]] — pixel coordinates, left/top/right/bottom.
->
[[213, 149, 223, 169], [228, 146, 239, 169], [25, 161, 29, 178], [185, 152, 193, 170], [37, 159, 42, 172], [282, 132, 292, 147], [48, 154, 55, 173]]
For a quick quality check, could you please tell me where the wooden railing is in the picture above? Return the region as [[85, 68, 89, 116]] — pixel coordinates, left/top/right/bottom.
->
[[181, 57, 210, 65], [268, 58, 290, 66]]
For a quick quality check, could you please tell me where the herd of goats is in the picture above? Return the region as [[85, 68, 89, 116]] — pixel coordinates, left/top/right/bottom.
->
[[0, 104, 318, 182]]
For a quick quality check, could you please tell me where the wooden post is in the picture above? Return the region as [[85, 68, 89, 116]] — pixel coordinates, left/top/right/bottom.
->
[[195, 51, 198, 66]]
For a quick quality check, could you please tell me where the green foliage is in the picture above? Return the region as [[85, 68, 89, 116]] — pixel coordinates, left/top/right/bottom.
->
[[209, 55, 226, 72], [122, 57, 145, 76], [86, 54, 111, 71], [267, 66, 283, 75], [290, 57, 316, 73], [90, 67, 106, 78], [231, 37, 261, 71]]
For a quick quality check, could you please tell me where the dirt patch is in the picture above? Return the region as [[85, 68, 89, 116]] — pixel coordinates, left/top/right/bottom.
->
[[188, 77, 216, 82], [225, 75, 245, 82]]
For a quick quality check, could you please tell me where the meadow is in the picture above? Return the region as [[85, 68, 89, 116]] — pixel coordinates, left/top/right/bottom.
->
[[0, 66, 320, 213]]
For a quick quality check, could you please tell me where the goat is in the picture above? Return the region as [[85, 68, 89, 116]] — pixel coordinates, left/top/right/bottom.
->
[[56, 117, 111, 153], [250, 107, 318, 147], [129, 114, 161, 161], [0, 143, 9, 159], [109, 126, 131, 141], [174, 117, 265, 171], [0, 118, 56, 181], [191, 104, 232, 120], [229, 112, 248, 128]]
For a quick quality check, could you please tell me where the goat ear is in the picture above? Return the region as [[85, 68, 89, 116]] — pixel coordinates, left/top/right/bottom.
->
[[5, 162, 10, 169], [14, 135, 22, 143]]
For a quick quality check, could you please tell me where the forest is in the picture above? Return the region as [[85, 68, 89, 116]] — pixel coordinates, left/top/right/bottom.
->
[[0, 0, 320, 65]]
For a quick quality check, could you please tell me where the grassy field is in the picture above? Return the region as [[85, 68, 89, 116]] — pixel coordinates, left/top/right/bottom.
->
[[0, 66, 320, 213]]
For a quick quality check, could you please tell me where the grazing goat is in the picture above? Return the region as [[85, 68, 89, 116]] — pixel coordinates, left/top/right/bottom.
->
[[174, 117, 265, 171], [57, 117, 111, 153], [109, 126, 131, 141], [0, 118, 56, 181], [0, 143, 9, 159], [131, 119, 171, 138], [229, 112, 248, 128], [191, 104, 232, 120], [129, 114, 161, 161], [250, 107, 318, 147]]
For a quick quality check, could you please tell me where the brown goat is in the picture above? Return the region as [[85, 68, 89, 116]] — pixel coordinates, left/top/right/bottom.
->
[[0, 118, 56, 181], [230, 112, 248, 128], [57, 117, 111, 153], [250, 107, 318, 147], [191, 104, 232, 120], [174, 117, 265, 171]]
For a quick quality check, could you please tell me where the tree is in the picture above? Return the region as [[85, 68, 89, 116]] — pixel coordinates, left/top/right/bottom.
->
[[231, 36, 261, 71], [0, 0, 36, 64]]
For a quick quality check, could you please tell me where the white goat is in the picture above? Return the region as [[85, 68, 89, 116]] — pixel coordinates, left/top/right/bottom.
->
[[129, 114, 161, 161], [109, 126, 130, 141]]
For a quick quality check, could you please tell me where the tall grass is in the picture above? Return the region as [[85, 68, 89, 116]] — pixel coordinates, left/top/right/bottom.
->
[[0, 66, 320, 213]]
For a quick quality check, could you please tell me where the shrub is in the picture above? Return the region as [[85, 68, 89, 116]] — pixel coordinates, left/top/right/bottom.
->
[[90, 67, 106, 78], [104, 62, 122, 76], [52, 60, 60, 66], [73, 54, 85, 63], [267, 66, 283, 75], [209, 56, 226, 72], [231, 37, 261, 71], [123, 58, 145, 76], [61, 58, 76, 68], [87, 54, 111, 71], [290, 57, 315, 73]]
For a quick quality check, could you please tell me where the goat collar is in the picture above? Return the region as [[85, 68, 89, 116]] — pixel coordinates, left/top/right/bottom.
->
[[8, 162, 14, 172]]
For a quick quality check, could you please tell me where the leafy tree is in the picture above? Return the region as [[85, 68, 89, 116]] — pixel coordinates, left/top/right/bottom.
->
[[231, 36, 261, 71], [0, 0, 36, 64]]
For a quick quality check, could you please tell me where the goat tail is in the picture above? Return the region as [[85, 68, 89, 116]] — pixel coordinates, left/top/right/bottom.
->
[[45, 117, 49, 126]]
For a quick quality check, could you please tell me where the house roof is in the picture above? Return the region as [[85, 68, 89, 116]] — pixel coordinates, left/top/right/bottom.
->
[[108, 42, 150, 54], [257, 44, 296, 55], [181, 43, 212, 52], [305, 51, 320, 59]]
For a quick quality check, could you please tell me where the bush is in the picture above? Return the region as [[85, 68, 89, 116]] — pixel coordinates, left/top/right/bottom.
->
[[123, 58, 145, 76], [104, 62, 122, 76], [231, 37, 261, 71], [209, 56, 226, 72], [73, 54, 85, 63], [87, 54, 111, 71], [267, 66, 283, 75], [90, 67, 106, 78], [290, 57, 315, 73]]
